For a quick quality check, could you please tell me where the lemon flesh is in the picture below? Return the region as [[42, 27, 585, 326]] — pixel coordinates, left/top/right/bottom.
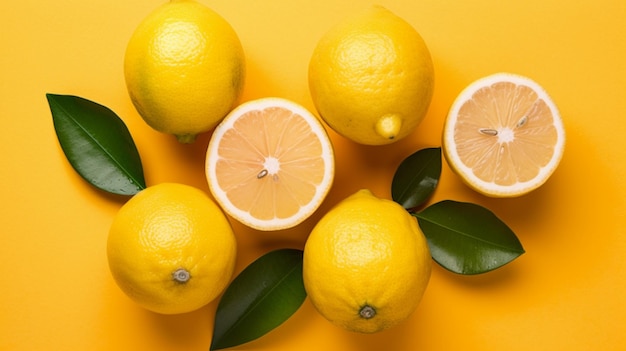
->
[[442, 73, 565, 197], [205, 97, 335, 231]]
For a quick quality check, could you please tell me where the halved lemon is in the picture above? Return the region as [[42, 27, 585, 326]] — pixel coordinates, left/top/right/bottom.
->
[[206, 97, 335, 231], [442, 73, 565, 197]]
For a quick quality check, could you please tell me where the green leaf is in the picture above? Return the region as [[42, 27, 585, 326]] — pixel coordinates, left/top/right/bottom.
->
[[47, 94, 146, 195], [211, 248, 306, 350], [391, 147, 441, 210], [414, 200, 524, 275]]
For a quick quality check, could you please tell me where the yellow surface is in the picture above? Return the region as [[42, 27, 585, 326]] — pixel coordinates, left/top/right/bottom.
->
[[1, 0, 625, 350], [303, 189, 431, 334], [124, 0, 245, 143]]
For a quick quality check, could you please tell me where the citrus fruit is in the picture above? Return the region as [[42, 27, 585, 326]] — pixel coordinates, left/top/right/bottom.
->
[[205, 97, 335, 231], [308, 5, 434, 145], [124, 0, 245, 143], [107, 183, 237, 314], [302, 189, 431, 333], [442, 73, 566, 197]]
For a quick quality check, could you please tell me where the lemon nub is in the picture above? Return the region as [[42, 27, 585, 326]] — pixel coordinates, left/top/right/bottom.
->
[[359, 305, 376, 319], [375, 114, 402, 140], [172, 268, 191, 283]]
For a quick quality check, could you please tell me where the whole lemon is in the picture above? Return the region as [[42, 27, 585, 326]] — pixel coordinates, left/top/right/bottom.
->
[[303, 189, 431, 333], [308, 6, 434, 145], [107, 183, 237, 314], [124, 0, 245, 143]]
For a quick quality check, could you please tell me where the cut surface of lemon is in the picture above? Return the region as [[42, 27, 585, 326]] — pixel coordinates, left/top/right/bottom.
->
[[206, 97, 335, 231], [443, 73, 565, 197]]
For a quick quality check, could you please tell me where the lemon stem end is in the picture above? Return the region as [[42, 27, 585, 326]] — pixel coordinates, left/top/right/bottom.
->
[[359, 305, 376, 319], [172, 268, 191, 283]]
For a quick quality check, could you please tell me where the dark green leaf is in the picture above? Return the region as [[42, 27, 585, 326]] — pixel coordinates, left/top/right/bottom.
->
[[211, 248, 306, 350], [415, 200, 524, 275], [47, 94, 146, 195], [392, 147, 441, 210]]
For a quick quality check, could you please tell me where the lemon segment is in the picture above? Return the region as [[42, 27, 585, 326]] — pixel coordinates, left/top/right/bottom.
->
[[205, 97, 335, 231], [442, 73, 565, 197]]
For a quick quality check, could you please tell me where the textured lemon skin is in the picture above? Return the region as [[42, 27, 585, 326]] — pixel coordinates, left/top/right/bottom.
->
[[124, 0, 245, 143], [303, 189, 431, 333], [107, 183, 237, 314], [308, 6, 434, 145]]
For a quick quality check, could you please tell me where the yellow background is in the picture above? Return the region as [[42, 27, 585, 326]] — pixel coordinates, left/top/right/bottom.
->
[[2, 0, 625, 350]]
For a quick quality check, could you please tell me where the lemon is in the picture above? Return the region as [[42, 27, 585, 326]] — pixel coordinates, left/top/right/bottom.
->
[[308, 6, 434, 145], [302, 189, 431, 333], [205, 97, 335, 231], [124, 0, 245, 143], [107, 183, 237, 314], [442, 73, 565, 197]]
